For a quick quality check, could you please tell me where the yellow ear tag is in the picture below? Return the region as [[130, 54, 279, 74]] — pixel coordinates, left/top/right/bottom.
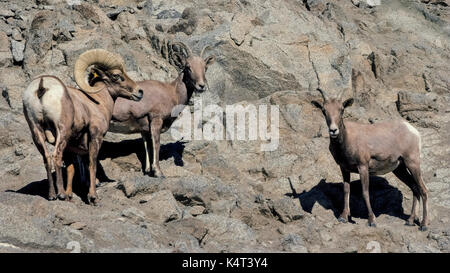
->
[[93, 72, 98, 78]]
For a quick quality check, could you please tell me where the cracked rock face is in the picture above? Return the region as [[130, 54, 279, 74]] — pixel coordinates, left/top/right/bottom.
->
[[0, 0, 449, 253]]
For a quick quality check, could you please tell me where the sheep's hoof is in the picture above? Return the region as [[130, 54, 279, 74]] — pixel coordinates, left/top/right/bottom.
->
[[419, 226, 428, 232], [405, 221, 415, 226], [48, 193, 57, 201], [57, 193, 66, 200], [338, 217, 348, 223], [87, 194, 98, 206], [368, 222, 377, 227], [65, 192, 73, 201]]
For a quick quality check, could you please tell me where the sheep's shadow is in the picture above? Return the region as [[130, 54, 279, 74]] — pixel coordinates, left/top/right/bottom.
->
[[13, 166, 90, 203], [287, 177, 409, 222], [98, 138, 186, 174]]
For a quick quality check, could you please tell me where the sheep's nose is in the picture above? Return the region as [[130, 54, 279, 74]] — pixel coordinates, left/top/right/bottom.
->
[[198, 83, 205, 90], [330, 128, 338, 134]]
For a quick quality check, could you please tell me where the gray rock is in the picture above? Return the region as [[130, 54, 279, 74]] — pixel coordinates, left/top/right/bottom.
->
[[156, 9, 181, 19], [10, 40, 24, 63], [0, 192, 79, 249], [269, 197, 304, 224], [121, 207, 146, 222], [139, 190, 181, 224], [107, 7, 127, 20], [0, 32, 12, 67], [11, 29, 22, 41], [0, 10, 14, 18], [196, 214, 256, 250], [117, 176, 164, 198], [281, 234, 308, 253]]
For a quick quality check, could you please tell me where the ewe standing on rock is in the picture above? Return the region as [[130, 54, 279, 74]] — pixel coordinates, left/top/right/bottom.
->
[[311, 88, 429, 231], [110, 42, 215, 178], [22, 49, 143, 204]]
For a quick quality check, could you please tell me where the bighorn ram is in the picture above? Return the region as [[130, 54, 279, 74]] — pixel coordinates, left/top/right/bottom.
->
[[22, 49, 143, 204], [311, 88, 429, 230], [110, 42, 215, 177]]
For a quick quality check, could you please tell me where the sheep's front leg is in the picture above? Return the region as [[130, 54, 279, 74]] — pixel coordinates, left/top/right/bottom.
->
[[358, 164, 376, 227], [87, 134, 103, 205], [338, 167, 351, 223], [150, 118, 164, 178]]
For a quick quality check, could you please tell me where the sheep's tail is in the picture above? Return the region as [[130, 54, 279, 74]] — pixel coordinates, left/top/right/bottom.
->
[[36, 77, 55, 144], [36, 77, 48, 100]]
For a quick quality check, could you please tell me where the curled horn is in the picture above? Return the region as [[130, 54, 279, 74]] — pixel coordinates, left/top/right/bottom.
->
[[200, 45, 212, 58], [74, 49, 125, 94], [171, 42, 192, 58], [316, 87, 328, 101]]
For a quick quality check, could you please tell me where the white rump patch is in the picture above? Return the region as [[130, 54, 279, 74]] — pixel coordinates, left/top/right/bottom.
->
[[41, 77, 64, 123], [404, 121, 421, 153], [22, 77, 64, 124]]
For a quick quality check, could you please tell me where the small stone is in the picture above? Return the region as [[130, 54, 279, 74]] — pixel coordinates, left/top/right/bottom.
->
[[121, 207, 146, 222], [156, 9, 181, 19], [70, 222, 87, 230], [281, 234, 308, 253], [137, 1, 147, 9], [107, 7, 126, 20], [0, 10, 15, 18], [189, 205, 205, 216], [11, 29, 22, 41]]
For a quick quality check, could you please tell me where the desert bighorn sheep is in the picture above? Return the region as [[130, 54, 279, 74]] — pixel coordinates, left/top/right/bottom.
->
[[311, 88, 429, 230], [22, 49, 143, 204], [109, 42, 215, 177]]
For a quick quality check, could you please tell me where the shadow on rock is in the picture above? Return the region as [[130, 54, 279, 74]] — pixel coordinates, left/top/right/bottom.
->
[[13, 166, 89, 203], [287, 178, 409, 221], [99, 138, 186, 172]]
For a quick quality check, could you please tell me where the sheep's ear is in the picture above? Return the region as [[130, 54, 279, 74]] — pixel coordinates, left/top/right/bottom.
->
[[343, 98, 354, 108], [205, 55, 216, 70], [88, 67, 106, 85], [311, 100, 323, 110], [172, 52, 186, 70]]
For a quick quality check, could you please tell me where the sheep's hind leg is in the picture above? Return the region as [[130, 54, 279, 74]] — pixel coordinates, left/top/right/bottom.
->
[[31, 124, 57, 200], [404, 157, 429, 231], [141, 131, 152, 175], [358, 164, 376, 227], [52, 127, 69, 200], [393, 161, 420, 226]]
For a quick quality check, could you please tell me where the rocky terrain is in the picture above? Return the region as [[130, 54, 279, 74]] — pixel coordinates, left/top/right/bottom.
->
[[0, 0, 449, 253]]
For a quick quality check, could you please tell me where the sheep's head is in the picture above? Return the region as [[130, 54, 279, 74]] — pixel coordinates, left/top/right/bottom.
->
[[311, 88, 353, 139], [74, 49, 143, 101], [171, 42, 215, 93]]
